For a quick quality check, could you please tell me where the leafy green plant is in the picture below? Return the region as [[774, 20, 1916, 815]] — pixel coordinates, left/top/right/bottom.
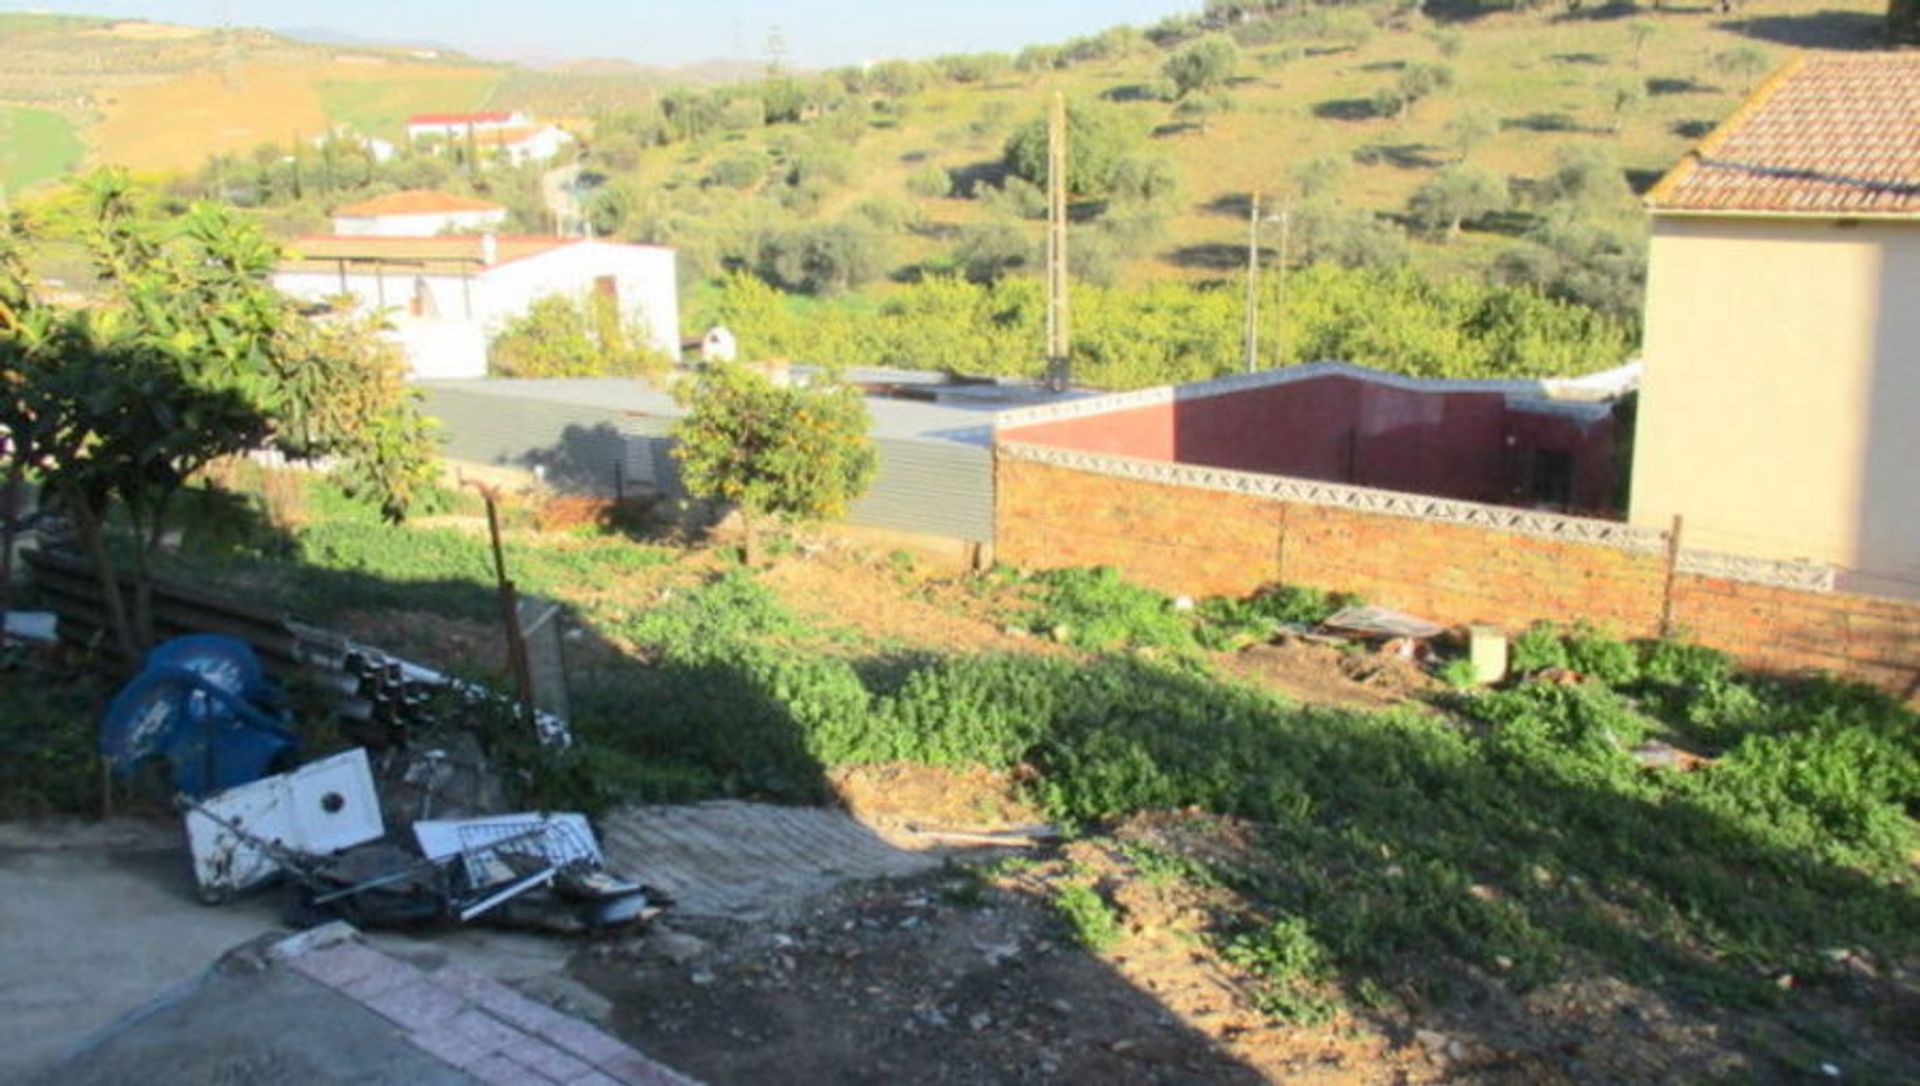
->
[[1223, 915, 1340, 1024], [672, 363, 878, 564], [1053, 880, 1123, 951], [1507, 621, 1569, 676], [1026, 566, 1196, 652], [1194, 582, 1355, 649], [1437, 657, 1480, 691], [1562, 621, 1639, 687]]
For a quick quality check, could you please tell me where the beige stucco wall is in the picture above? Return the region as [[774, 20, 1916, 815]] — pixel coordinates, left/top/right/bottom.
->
[[1631, 216, 1920, 597]]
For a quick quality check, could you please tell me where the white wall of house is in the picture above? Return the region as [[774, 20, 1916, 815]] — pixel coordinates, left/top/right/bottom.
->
[[1630, 216, 1920, 598], [405, 112, 528, 141], [331, 208, 509, 236], [499, 127, 573, 166], [388, 321, 488, 380], [272, 241, 681, 378], [272, 268, 480, 322], [476, 242, 681, 359]]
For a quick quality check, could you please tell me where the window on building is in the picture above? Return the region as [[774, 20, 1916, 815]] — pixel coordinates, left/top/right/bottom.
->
[[411, 277, 439, 319], [594, 276, 619, 306]]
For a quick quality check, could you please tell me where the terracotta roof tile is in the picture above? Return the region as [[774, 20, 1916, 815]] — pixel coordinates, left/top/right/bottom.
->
[[1648, 54, 1920, 218], [406, 111, 519, 127], [331, 190, 506, 217]]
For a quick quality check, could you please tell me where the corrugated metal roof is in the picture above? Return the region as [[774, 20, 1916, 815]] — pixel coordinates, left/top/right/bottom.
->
[[420, 377, 1024, 446], [417, 379, 1009, 542]]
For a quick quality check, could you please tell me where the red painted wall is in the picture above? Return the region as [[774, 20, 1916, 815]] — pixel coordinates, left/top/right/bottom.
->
[[999, 375, 1620, 514]]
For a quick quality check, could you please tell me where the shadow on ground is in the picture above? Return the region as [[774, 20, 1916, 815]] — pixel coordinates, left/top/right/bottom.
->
[[26, 481, 1916, 1083]]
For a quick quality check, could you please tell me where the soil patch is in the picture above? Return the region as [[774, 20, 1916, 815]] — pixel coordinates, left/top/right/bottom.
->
[[760, 547, 1045, 659], [829, 763, 1047, 835], [1222, 637, 1440, 711]]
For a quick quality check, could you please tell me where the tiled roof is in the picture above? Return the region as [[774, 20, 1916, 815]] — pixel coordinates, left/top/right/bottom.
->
[[280, 235, 582, 275], [330, 190, 506, 217], [1648, 54, 1920, 218], [406, 110, 518, 127]]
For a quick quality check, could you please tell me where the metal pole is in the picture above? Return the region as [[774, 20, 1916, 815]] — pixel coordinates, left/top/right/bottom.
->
[[1275, 199, 1292, 368], [1244, 191, 1260, 374], [1045, 92, 1070, 391]]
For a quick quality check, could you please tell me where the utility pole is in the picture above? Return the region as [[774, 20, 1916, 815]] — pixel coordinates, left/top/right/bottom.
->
[[1045, 92, 1071, 392], [1273, 197, 1292, 369], [1244, 192, 1261, 374], [1243, 193, 1294, 373]]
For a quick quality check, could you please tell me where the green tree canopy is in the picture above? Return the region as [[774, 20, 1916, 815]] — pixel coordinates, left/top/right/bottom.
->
[[1407, 164, 1508, 240], [1162, 34, 1240, 99], [1002, 101, 1144, 200], [671, 363, 877, 563]]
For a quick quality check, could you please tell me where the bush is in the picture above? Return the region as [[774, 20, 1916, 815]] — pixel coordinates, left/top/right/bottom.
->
[[489, 294, 670, 379], [1003, 100, 1145, 199], [1027, 566, 1197, 652], [905, 162, 952, 198], [1053, 881, 1123, 950], [1163, 34, 1241, 98], [708, 152, 769, 190]]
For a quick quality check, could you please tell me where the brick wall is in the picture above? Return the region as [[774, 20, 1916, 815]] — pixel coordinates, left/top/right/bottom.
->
[[997, 449, 1920, 697]]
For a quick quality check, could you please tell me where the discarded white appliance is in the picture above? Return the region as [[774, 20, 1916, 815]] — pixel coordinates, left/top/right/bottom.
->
[[185, 748, 385, 898]]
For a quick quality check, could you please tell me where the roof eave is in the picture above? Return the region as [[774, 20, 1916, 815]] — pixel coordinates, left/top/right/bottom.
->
[[1649, 206, 1920, 223]]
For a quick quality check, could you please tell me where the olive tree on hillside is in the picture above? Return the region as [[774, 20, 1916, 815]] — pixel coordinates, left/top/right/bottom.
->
[[1407, 165, 1508, 241], [672, 364, 876, 565], [1163, 34, 1240, 99]]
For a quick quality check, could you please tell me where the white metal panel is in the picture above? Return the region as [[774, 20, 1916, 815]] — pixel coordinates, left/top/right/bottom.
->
[[186, 748, 384, 895]]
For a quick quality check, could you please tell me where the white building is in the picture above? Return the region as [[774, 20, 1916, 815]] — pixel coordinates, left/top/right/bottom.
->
[[329, 191, 509, 237], [273, 235, 681, 381], [404, 110, 530, 143], [311, 126, 397, 164], [482, 124, 575, 167]]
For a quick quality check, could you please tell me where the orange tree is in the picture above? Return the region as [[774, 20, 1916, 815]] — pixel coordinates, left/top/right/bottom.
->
[[671, 363, 876, 564]]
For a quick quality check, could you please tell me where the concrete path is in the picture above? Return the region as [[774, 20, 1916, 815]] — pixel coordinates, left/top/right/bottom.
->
[[598, 801, 950, 923], [34, 924, 696, 1086], [0, 820, 288, 1079]]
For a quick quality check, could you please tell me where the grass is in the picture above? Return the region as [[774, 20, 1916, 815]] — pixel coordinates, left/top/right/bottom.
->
[[0, 107, 83, 191], [315, 73, 503, 141], [33, 473, 1919, 1076]]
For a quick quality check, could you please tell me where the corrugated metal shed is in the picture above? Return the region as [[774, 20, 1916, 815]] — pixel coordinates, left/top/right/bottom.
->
[[416, 377, 1045, 544]]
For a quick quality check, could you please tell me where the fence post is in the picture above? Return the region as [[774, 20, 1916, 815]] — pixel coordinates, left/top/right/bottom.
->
[[1659, 513, 1685, 638], [1274, 502, 1291, 585]]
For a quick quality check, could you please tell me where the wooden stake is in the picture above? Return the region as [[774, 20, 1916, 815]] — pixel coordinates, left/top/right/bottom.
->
[[1660, 513, 1685, 638]]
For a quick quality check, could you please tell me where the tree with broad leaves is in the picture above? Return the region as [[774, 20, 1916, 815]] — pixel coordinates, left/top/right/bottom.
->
[[671, 363, 876, 566], [1, 169, 439, 661]]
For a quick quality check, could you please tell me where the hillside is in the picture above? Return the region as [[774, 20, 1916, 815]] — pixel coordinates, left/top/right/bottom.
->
[[0, 14, 505, 180], [576, 0, 1888, 289], [0, 13, 781, 187]]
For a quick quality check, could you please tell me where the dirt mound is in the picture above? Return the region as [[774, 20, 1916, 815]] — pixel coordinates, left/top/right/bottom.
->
[[1224, 637, 1440, 711]]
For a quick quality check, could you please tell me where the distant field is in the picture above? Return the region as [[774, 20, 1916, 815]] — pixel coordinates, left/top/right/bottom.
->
[[0, 13, 106, 34], [315, 70, 503, 140], [0, 106, 83, 190], [84, 61, 503, 171]]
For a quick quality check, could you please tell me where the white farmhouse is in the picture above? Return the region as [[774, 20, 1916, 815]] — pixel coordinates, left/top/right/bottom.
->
[[329, 190, 509, 237], [272, 235, 680, 381], [404, 110, 530, 143], [475, 124, 575, 167]]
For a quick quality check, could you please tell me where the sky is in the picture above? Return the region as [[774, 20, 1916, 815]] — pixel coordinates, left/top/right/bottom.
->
[[2, 1, 1199, 67]]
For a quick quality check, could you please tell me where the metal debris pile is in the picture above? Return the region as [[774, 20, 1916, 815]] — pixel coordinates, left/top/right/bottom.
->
[[101, 632, 660, 934]]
